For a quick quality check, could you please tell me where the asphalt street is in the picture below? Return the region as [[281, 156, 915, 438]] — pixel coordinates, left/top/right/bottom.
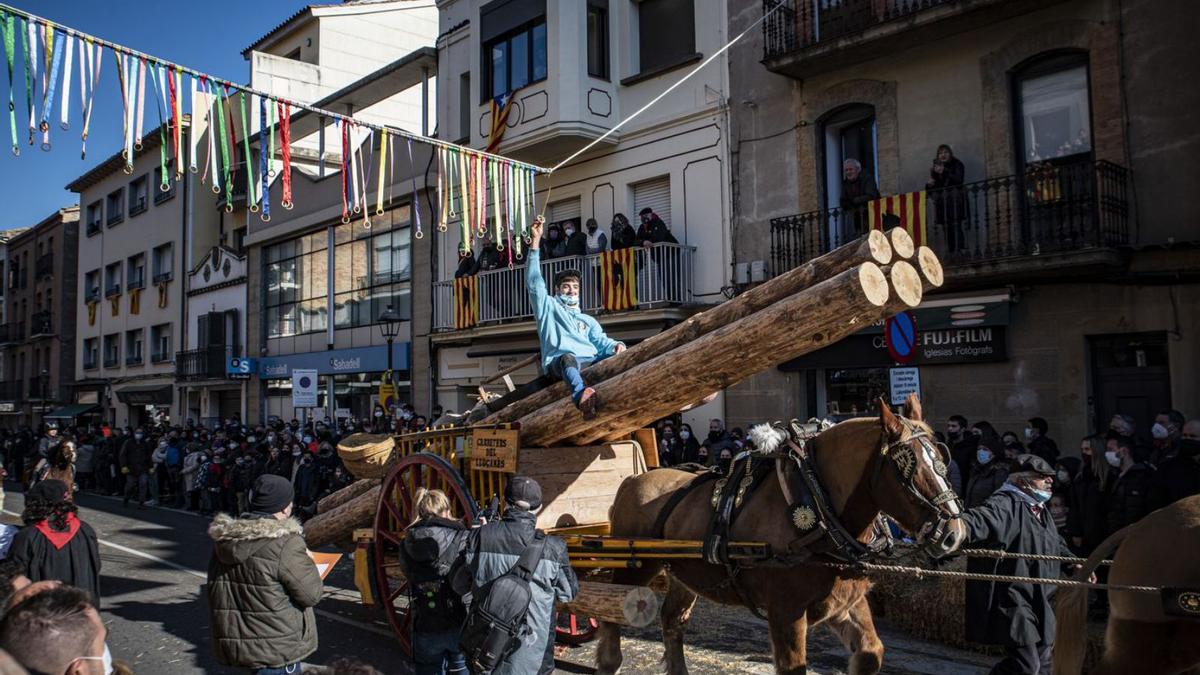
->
[[0, 485, 993, 675]]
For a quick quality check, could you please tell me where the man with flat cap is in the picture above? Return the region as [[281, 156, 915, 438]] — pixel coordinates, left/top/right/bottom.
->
[[207, 474, 322, 675], [458, 475, 577, 675], [960, 454, 1091, 675]]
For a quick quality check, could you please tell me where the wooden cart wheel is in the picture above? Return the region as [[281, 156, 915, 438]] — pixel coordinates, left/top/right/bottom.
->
[[556, 611, 600, 645], [372, 452, 479, 655]]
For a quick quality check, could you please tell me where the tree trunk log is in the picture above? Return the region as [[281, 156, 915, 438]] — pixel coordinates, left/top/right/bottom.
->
[[916, 246, 943, 288], [887, 227, 915, 259], [304, 484, 382, 549], [480, 231, 892, 426], [317, 479, 380, 515], [516, 262, 909, 447], [558, 581, 662, 627], [888, 260, 924, 308]]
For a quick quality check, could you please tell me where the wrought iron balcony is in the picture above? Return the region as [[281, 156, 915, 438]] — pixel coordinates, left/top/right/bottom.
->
[[0, 322, 22, 344], [175, 345, 240, 381], [105, 283, 122, 298], [770, 160, 1129, 279], [104, 354, 120, 368], [29, 311, 52, 337], [126, 353, 144, 366], [35, 254, 53, 279], [433, 243, 696, 332]]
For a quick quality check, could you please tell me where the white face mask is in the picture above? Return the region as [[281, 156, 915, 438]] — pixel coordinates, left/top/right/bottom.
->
[[1151, 422, 1169, 440], [565, 227, 575, 236], [1057, 469, 1071, 483], [1105, 450, 1122, 467], [560, 293, 580, 307], [75, 643, 113, 675], [1024, 428, 1034, 440], [680, 430, 690, 440]]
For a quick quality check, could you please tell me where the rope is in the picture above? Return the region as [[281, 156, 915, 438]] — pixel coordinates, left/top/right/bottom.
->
[[817, 560, 1159, 594], [959, 547, 1113, 567]]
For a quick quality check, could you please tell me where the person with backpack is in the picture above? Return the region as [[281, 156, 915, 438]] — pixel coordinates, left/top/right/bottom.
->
[[456, 476, 577, 675], [400, 488, 469, 675]]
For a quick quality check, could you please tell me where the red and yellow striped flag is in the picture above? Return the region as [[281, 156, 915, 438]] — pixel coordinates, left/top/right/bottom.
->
[[868, 190, 927, 246], [454, 276, 478, 329], [600, 249, 637, 311]]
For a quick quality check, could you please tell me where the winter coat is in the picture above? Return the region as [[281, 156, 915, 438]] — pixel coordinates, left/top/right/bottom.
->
[[927, 156, 967, 226], [585, 230, 608, 254], [461, 508, 577, 675], [541, 236, 568, 259], [527, 248, 622, 373], [964, 459, 1010, 508], [610, 225, 637, 250], [9, 513, 102, 607], [119, 438, 152, 475], [292, 462, 320, 505], [207, 513, 322, 669], [679, 437, 702, 464], [565, 231, 587, 257], [1106, 463, 1156, 534], [635, 218, 677, 246], [1150, 442, 1200, 510], [961, 486, 1073, 646], [454, 253, 478, 278], [182, 452, 203, 492], [1027, 436, 1060, 465], [1067, 464, 1110, 553], [399, 515, 469, 633], [75, 444, 96, 473], [948, 436, 978, 487]]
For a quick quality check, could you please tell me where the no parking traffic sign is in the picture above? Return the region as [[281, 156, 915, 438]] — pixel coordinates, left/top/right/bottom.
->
[[885, 311, 917, 364]]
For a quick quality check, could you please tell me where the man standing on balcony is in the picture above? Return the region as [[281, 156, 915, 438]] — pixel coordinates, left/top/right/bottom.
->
[[840, 158, 879, 239], [527, 216, 626, 420]]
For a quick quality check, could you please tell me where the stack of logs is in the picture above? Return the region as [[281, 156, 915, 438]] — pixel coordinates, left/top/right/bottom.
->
[[303, 228, 944, 549]]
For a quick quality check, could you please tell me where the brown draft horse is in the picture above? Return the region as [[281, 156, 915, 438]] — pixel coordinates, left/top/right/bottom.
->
[[596, 394, 966, 675], [1054, 494, 1200, 675]]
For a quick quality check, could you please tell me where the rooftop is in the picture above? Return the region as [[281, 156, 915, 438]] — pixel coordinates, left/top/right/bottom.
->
[[65, 118, 190, 193], [5, 206, 80, 247], [241, 0, 428, 58]]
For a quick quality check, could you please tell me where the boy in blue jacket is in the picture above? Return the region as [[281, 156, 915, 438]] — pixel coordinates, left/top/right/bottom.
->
[[527, 216, 625, 419]]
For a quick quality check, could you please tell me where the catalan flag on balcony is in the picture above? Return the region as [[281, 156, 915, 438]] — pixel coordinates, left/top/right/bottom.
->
[[86, 301, 97, 327], [129, 288, 141, 315], [868, 190, 927, 246], [486, 93, 514, 154], [600, 249, 637, 311], [454, 276, 479, 329]]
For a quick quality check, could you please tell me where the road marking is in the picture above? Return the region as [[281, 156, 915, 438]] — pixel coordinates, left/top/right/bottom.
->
[[1, 509, 395, 640]]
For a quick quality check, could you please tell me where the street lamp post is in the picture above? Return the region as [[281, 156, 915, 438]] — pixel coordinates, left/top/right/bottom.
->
[[377, 305, 401, 424]]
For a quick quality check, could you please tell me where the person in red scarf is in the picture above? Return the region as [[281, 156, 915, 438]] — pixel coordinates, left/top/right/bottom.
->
[[7, 480, 101, 607]]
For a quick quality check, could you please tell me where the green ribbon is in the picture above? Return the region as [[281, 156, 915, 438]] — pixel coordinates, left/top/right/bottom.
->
[[215, 84, 232, 204], [21, 16, 31, 144], [238, 91, 257, 211], [2, 12, 16, 154]]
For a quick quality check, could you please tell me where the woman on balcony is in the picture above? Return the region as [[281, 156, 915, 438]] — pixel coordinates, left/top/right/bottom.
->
[[926, 144, 968, 253]]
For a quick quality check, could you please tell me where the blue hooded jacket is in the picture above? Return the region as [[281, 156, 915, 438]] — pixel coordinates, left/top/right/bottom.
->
[[526, 248, 621, 373]]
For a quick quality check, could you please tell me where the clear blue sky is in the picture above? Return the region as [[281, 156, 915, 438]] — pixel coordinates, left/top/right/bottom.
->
[[0, 0, 311, 230]]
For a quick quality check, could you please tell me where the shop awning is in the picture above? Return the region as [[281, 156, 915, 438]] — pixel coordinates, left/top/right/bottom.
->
[[116, 384, 173, 405], [44, 404, 101, 420]]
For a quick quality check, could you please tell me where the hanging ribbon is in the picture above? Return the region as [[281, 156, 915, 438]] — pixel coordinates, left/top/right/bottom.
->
[[358, 128, 373, 227], [267, 96, 276, 177], [223, 84, 238, 199], [121, 55, 137, 171], [58, 31, 70, 131], [37, 27, 61, 149], [146, 62, 168, 187], [491, 160, 502, 248], [238, 91, 257, 212], [200, 77, 215, 186], [2, 12, 17, 155], [258, 94, 269, 222], [133, 57, 146, 150], [24, 18, 35, 146], [436, 146, 446, 231], [340, 120, 350, 223], [188, 75, 201, 173], [458, 148, 470, 252], [375, 128, 388, 216], [215, 84, 232, 206], [278, 100, 292, 209], [172, 68, 183, 177], [79, 38, 99, 159], [406, 138, 422, 239]]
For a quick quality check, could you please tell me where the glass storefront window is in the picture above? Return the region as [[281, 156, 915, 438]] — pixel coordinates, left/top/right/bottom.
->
[[824, 367, 888, 420], [264, 371, 412, 423]]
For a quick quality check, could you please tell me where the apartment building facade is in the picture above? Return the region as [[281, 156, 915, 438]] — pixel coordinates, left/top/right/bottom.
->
[[430, 0, 734, 427], [727, 0, 1200, 441], [70, 128, 188, 428], [0, 209, 79, 428]]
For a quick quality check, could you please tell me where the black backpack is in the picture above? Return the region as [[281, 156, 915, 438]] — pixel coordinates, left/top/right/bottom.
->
[[459, 532, 547, 674]]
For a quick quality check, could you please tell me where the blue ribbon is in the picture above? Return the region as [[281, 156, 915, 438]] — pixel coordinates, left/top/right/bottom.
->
[[259, 95, 270, 221], [39, 28, 62, 141]]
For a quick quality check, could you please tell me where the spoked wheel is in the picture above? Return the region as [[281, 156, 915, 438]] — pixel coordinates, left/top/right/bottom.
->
[[556, 611, 600, 645], [372, 452, 479, 655]]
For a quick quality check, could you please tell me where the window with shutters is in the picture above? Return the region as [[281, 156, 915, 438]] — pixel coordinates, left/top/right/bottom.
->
[[547, 198, 582, 231], [632, 176, 671, 227], [630, 0, 697, 83]]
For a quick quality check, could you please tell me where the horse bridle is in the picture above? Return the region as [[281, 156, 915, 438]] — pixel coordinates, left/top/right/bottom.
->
[[873, 420, 963, 546]]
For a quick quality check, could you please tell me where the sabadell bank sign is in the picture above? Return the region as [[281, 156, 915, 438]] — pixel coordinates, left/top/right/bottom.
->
[[256, 344, 409, 380]]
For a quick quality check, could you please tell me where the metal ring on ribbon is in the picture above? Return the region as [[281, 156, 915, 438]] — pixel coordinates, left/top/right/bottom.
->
[[362, 218, 371, 230], [352, 205, 361, 215], [122, 164, 134, 175], [224, 203, 233, 213], [249, 203, 259, 213], [375, 207, 384, 217], [159, 183, 171, 193], [12, 147, 19, 157], [414, 229, 423, 240], [437, 224, 448, 232], [189, 166, 198, 174], [59, 122, 69, 131], [341, 215, 351, 224], [134, 141, 143, 151], [211, 185, 221, 195], [261, 213, 271, 223], [40, 140, 51, 152], [39, 121, 48, 133], [282, 200, 294, 210]]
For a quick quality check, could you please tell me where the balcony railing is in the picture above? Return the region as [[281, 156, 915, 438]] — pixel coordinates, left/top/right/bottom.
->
[[765, 0, 961, 60], [29, 311, 52, 337], [770, 159, 1130, 274], [0, 322, 24, 343], [35, 254, 53, 279], [175, 344, 240, 381], [433, 243, 696, 331], [0, 380, 18, 400], [83, 356, 98, 370], [104, 354, 119, 368], [105, 283, 122, 298], [126, 353, 144, 366], [86, 221, 102, 236]]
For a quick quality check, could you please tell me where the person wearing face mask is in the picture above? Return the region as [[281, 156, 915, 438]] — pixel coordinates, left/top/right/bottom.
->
[[964, 432, 1010, 509], [960, 455, 1084, 675], [1149, 409, 1186, 466], [609, 213, 637, 250], [526, 217, 627, 420], [118, 428, 152, 509], [945, 415, 978, 487], [1024, 417, 1058, 466], [563, 219, 587, 257], [678, 423, 701, 464], [1149, 419, 1200, 510], [0, 585, 114, 675], [583, 217, 608, 254], [1000, 431, 1025, 460], [658, 425, 680, 466], [1067, 435, 1110, 554], [540, 223, 568, 260], [1104, 435, 1155, 537], [291, 452, 320, 519]]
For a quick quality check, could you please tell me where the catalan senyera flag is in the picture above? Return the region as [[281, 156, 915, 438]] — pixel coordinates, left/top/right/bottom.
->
[[600, 249, 637, 311], [486, 93, 515, 154], [86, 301, 97, 326], [129, 287, 141, 315], [454, 276, 479, 329], [868, 190, 927, 246]]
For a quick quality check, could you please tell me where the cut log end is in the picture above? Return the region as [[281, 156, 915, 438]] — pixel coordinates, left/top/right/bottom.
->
[[889, 260, 924, 307], [866, 229, 893, 265], [887, 228, 915, 259], [916, 246, 944, 288], [859, 262, 890, 307]]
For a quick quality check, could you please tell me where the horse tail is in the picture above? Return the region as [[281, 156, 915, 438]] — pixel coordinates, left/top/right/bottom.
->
[[1052, 525, 1130, 675]]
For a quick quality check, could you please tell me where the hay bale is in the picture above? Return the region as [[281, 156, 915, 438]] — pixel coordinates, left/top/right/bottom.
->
[[867, 557, 981, 650], [337, 433, 395, 479]]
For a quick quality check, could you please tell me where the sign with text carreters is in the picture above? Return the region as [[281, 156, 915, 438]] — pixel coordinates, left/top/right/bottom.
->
[[889, 367, 921, 405], [469, 428, 520, 473], [292, 369, 319, 408]]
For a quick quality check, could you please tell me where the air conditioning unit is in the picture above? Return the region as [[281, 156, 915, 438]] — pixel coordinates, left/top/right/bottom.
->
[[750, 260, 768, 283], [733, 262, 749, 285]]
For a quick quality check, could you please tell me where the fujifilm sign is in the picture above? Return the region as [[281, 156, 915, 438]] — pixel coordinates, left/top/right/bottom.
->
[[330, 357, 362, 371]]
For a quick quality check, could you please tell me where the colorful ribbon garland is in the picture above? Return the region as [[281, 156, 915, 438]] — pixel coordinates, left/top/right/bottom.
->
[[58, 32, 70, 131], [406, 138, 422, 239], [2, 12, 18, 155], [278, 100, 292, 209], [258, 94, 269, 221]]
